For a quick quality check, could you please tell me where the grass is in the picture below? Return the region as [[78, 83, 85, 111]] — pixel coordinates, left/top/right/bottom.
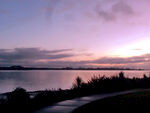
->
[[72, 91, 150, 113]]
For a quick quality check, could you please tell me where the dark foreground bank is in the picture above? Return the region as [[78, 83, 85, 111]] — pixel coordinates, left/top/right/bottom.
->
[[72, 90, 150, 113], [1, 72, 150, 113]]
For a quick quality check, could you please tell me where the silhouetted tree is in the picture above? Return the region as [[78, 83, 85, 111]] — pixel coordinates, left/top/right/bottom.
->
[[73, 76, 84, 89], [143, 74, 148, 79], [119, 72, 125, 79]]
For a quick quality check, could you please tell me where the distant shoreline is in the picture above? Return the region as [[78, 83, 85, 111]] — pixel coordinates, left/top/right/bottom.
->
[[0, 69, 145, 71], [0, 66, 145, 71]]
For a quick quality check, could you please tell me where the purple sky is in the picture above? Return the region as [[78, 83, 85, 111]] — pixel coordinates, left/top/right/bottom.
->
[[1, 0, 150, 69]]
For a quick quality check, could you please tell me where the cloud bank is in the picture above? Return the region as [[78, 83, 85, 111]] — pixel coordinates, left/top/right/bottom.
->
[[0, 48, 74, 66], [0, 48, 150, 69]]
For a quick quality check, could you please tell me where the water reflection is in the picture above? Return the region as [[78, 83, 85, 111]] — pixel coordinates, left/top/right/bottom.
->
[[0, 70, 149, 93]]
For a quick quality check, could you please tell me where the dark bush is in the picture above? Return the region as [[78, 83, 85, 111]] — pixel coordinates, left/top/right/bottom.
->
[[5, 87, 30, 113]]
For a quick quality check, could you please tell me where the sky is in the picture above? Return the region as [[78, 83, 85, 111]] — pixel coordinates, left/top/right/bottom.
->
[[1, 0, 150, 69]]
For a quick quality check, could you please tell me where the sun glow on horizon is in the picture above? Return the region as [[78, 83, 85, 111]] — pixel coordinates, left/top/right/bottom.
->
[[112, 38, 150, 57]]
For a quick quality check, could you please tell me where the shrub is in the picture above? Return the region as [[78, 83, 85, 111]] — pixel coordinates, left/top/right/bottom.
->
[[72, 76, 84, 89]]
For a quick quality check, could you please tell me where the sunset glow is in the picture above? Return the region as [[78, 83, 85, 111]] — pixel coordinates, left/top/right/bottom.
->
[[113, 38, 150, 57], [1, 0, 150, 69]]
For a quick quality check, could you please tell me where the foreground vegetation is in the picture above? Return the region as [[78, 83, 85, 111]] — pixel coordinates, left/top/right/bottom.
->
[[72, 91, 150, 113], [1, 72, 150, 113]]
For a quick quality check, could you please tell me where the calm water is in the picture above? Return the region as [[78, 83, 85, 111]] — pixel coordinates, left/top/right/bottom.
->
[[0, 70, 150, 93]]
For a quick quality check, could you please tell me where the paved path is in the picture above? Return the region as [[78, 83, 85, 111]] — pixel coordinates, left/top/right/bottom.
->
[[32, 89, 148, 113]]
